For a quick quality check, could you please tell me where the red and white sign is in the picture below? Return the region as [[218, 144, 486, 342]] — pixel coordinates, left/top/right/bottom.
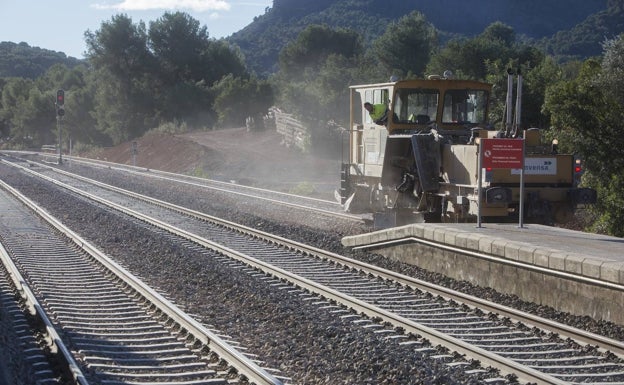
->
[[481, 138, 524, 169]]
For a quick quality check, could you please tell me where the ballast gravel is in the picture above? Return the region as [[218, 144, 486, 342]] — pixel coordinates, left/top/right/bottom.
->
[[1, 159, 623, 384], [51, 162, 624, 342]]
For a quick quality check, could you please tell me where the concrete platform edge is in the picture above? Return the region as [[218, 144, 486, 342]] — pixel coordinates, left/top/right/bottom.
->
[[342, 223, 624, 323], [342, 223, 624, 285]]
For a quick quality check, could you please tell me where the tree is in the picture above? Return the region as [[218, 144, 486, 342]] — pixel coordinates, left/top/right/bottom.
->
[[370, 11, 437, 78], [201, 40, 247, 85], [600, 34, 624, 105], [278, 24, 362, 77], [480, 21, 516, 46], [543, 35, 624, 235], [148, 12, 248, 124], [85, 14, 154, 84], [427, 23, 546, 131], [276, 24, 364, 119], [0, 77, 57, 147], [427, 22, 521, 80], [85, 14, 156, 143], [84, 12, 250, 135], [149, 12, 211, 84], [273, 24, 367, 155], [212, 75, 274, 128], [0, 42, 82, 79], [0, 78, 32, 141]]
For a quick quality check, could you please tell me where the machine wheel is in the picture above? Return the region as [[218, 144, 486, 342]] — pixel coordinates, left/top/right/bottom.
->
[[423, 195, 443, 223], [552, 202, 574, 224]]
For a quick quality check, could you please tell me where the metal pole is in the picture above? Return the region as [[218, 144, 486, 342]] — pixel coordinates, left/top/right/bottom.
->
[[57, 115, 63, 165], [512, 72, 523, 138], [477, 141, 483, 228], [505, 70, 513, 137], [518, 139, 525, 228]]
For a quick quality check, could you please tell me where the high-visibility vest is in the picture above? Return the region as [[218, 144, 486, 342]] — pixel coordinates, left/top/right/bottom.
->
[[369, 104, 387, 121]]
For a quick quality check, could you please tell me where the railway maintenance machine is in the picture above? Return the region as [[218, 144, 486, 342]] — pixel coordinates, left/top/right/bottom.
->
[[340, 72, 597, 229]]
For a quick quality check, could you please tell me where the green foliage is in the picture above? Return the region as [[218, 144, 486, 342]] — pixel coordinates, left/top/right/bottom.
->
[[147, 12, 247, 126], [275, 25, 366, 126], [370, 11, 437, 78], [543, 3, 624, 60], [1, 11, 270, 149], [600, 34, 624, 105], [231, 0, 608, 76], [279, 25, 362, 76], [148, 12, 211, 82], [190, 165, 211, 179], [424, 23, 551, 132], [83, 12, 254, 142], [85, 15, 153, 81], [543, 36, 624, 235], [289, 181, 316, 196], [581, 173, 624, 235], [71, 141, 101, 156], [212, 75, 274, 128], [89, 67, 157, 145], [0, 42, 82, 79], [85, 14, 157, 144], [0, 77, 56, 147], [40, 65, 106, 146], [427, 22, 542, 80], [150, 120, 189, 134]]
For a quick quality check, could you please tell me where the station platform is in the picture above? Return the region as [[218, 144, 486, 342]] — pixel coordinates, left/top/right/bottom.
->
[[342, 223, 624, 323]]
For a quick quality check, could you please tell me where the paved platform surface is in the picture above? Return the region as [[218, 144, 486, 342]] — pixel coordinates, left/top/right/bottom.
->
[[452, 223, 624, 261], [342, 223, 624, 285]]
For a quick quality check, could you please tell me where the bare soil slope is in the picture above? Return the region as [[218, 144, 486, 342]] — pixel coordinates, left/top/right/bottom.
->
[[87, 128, 341, 197]]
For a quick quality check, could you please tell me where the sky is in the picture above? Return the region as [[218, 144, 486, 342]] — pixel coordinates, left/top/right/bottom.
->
[[0, 0, 273, 59]]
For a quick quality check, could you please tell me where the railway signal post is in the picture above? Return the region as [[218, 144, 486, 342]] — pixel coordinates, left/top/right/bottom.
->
[[55, 89, 64, 164]]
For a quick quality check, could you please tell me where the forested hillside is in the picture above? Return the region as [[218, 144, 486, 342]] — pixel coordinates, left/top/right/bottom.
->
[[0, 42, 83, 79], [1, 0, 616, 78], [544, 2, 624, 60], [230, 0, 610, 75]]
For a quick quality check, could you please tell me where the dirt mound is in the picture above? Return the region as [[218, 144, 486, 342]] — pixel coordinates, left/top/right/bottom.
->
[[86, 128, 341, 197]]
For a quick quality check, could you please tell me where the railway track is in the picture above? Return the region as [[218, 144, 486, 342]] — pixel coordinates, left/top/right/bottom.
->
[[2, 157, 624, 384], [52, 153, 361, 222], [0, 178, 285, 385], [0, 252, 66, 385]]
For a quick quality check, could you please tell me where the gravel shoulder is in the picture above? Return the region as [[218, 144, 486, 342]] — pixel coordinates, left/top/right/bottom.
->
[[85, 128, 341, 198]]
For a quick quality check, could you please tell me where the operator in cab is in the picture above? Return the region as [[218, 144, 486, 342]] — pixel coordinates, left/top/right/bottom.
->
[[364, 102, 388, 126]]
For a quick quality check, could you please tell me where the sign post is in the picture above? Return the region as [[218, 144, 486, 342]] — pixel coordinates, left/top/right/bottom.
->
[[478, 138, 525, 227], [518, 140, 525, 228], [477, 147, 484, 228]]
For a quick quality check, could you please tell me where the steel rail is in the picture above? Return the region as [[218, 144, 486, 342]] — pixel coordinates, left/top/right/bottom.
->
[[64, 154, 338, 204], [349, 236, 624, 356], [0, 188, 89, 385], [0, 171, 283, 385], [1, 159, 592, 384], [22, 158, 624, 358], [56, 154, 360, 221]]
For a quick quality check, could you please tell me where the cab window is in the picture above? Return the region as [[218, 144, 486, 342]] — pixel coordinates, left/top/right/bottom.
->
[[363, 89, 390, 124], [442, 89, 488, 124], [392, 88, 438, 124]]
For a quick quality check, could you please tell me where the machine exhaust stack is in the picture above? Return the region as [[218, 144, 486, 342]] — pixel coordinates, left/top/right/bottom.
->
[[513, 70, 523, 138], [505, 69, 514, 137]]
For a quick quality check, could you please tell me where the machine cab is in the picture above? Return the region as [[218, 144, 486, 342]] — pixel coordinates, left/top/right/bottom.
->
[[388, 77, 491, 133], [347, 78, 491, 179]]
